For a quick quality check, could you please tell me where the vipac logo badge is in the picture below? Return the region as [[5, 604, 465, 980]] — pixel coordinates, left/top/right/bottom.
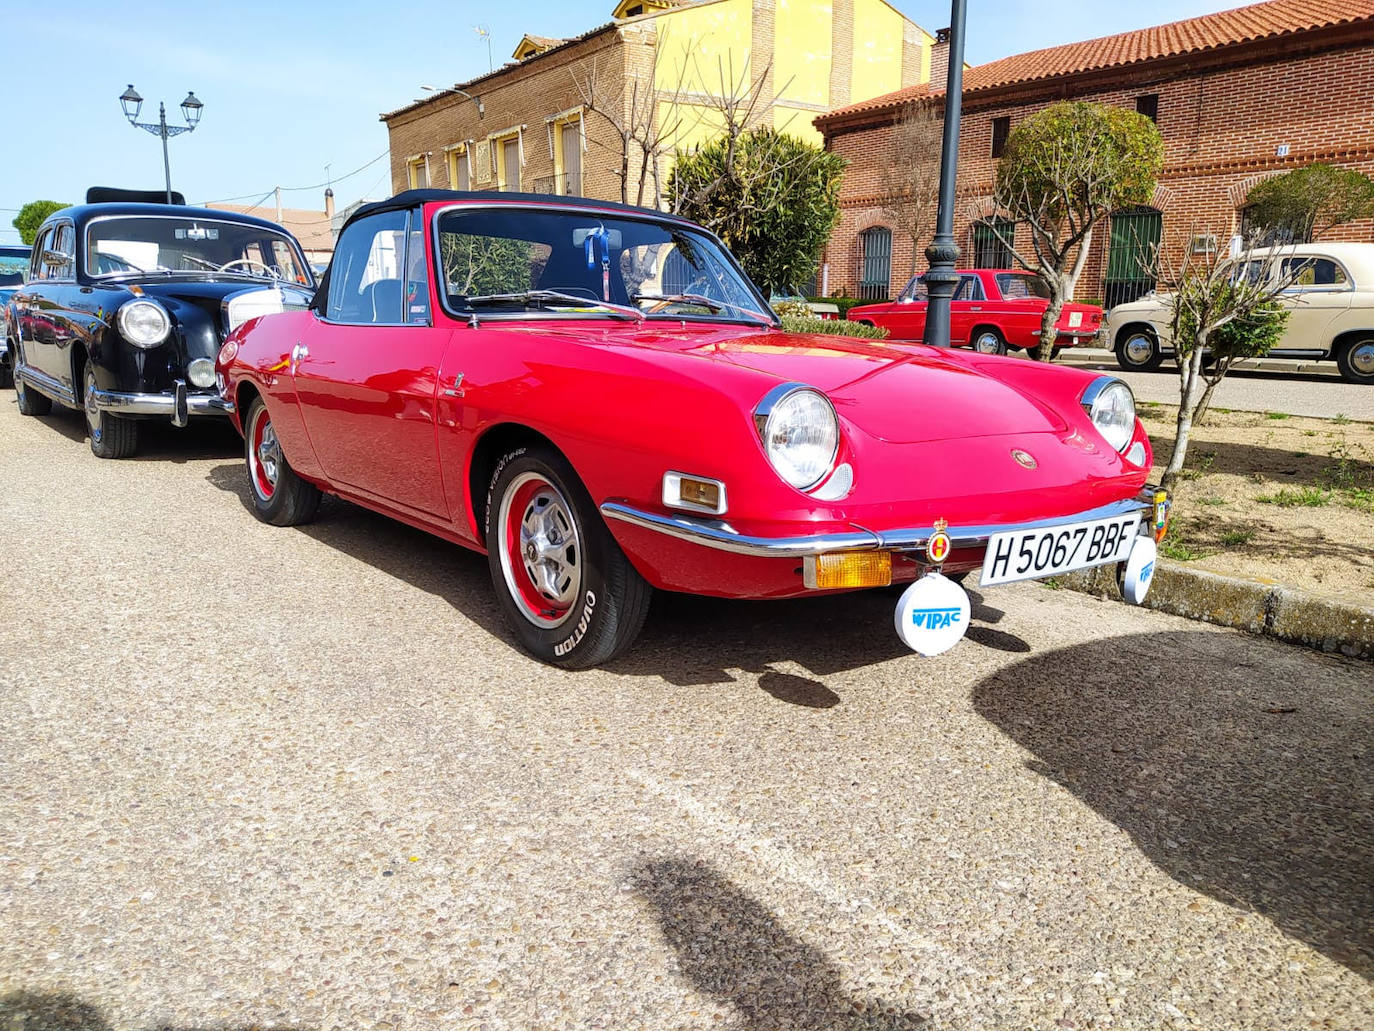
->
[[894, 571, 971, 656]]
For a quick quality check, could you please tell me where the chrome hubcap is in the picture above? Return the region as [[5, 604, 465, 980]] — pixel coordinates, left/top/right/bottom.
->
[[1351, 341, 1374, 376], [499, 472, 582, 629], [974, 333, 1000, 353], [256, 422, 281, 488], [1124, 334, 1154, 363], [84, 369, 101, 436]]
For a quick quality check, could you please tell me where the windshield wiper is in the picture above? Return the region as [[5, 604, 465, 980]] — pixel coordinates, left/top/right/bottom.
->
[[633, 292, 772, 324], [460, 289, 645, 321]]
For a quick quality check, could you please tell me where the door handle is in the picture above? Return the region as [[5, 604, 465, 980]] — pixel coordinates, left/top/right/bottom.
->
[[970, 306, 983, 311], [289, 342, 308, 372], [442, 371, 465, 397]]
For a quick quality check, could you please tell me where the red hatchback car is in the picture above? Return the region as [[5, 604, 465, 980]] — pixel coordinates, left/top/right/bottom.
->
[[847, 269, 1104, 357], [218, 191, 1167, 668]]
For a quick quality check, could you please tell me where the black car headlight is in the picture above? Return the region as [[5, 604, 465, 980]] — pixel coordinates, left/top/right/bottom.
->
[[116, 299, 171, 348]]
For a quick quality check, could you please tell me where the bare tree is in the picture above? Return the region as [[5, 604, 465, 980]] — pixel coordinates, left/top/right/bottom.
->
[[880, 102, 942, 283]]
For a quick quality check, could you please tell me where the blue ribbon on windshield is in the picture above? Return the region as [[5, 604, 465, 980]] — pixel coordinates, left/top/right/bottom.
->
[[585, 225, 611, 302]]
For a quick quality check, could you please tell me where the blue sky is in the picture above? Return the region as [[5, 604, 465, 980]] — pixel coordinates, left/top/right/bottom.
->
[[3, 0, 1246, 242]]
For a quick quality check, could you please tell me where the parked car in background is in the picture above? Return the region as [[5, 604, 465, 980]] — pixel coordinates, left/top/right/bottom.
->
[[9, 190, 315, 457], [219, 189, 1167, 669], [847, 269, 1104, 357], [0, 244, 31, 387], [1106, 242, 1374, 384]]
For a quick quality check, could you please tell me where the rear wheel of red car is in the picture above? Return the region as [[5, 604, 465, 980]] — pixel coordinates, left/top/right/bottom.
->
[[971, 327, 1007, 355], [244, 397, 321, 526], [486, 446, 651, 669], [83, 364, 138, 459], [1335, 337, 1374, 385], [1114, 327, 1163, 372], [1024, 344, 1063, 361]]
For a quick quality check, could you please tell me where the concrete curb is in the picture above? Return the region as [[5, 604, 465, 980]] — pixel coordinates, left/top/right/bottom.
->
[[1060, 560, 1374, 660]]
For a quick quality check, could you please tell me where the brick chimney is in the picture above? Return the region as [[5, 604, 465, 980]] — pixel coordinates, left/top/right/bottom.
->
[[930, 28, 951, 89], [324, 187, 335, 221]]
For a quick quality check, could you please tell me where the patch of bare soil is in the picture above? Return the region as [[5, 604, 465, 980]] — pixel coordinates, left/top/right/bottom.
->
[[1138, 403, 1374, 601]]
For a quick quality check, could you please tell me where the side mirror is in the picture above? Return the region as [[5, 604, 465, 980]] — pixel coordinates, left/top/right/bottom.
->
[[43, 249, 72, 270], [897, 296, 913, 305]]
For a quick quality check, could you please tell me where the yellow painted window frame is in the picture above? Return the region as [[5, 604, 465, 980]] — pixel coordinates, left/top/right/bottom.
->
[[488, 126, 525, 192], [405, 153, 431, 189], [547, 108, 584, 196], [444, 142, 472, 191]]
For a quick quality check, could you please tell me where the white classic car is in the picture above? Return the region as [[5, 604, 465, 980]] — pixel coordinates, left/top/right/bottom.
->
[[1106, 242, 1374, 385]]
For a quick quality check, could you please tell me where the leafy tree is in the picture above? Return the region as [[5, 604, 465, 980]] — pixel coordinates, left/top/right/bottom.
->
[[881, 102, 942, 283], [992, 102, 1163, 359], [13, 200, 70, 245], [440, 233, 541, 296], [670, 127, 845, 294], [1244, 163, 1374, 243]]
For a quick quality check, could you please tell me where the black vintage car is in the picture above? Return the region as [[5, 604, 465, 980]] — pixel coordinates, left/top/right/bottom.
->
[[9, 189, 315, 457], [0, 243, 31, 388]]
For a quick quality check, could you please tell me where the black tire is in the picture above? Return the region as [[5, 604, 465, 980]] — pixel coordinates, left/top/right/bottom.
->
[[0, 358, 11, 390], [244, 397, 321, 526], [1024, 344, 1064, 362], [13, 355, 51, 416], [1114, 326, 1163, 372], [1334, 337, 1374, 385], [485, 445, 651, 669], [83, 364, 138, 459], [970, 327, 1007, 355]]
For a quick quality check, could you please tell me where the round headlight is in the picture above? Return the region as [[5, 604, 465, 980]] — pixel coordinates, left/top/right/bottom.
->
[[116, 299, 171, 348], [757, 386, 839, 490], [187, 358, 216, 388], [1087, 379, 1136, 452]]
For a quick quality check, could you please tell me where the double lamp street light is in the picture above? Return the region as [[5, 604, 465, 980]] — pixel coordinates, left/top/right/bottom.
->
[[118, 85, 204, 204]]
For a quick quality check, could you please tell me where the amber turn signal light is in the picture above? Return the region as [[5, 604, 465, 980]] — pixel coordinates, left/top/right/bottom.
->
[[804, 551, 893, 590], [679, 477, 721, 510]]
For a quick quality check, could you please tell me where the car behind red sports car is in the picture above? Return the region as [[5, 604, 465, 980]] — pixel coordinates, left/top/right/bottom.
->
[[218, 191, 1168, 668], [847, 269, 1103, 357]]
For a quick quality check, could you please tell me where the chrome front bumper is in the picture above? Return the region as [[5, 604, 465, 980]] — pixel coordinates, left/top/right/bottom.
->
[[600, 489, 1159, 560], [90, 380, 234, 426]]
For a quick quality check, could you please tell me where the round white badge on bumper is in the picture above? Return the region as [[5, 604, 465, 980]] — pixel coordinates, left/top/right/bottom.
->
[[1118, 534, 1158, 606], [894, 572, 971, 656]]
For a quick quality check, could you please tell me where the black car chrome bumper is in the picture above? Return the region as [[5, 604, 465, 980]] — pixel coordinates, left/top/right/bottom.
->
[[89, 380, 234, 426], [600, 488, 1162, 559]]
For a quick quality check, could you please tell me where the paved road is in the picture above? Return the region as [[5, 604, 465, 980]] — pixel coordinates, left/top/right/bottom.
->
[[2, 399, 1371, 1030], [1054, 348, 1373, 420]]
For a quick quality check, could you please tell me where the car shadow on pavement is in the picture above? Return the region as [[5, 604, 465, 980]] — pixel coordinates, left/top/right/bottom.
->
[[0, 990, 300, 1031], [631, 856, 929, 1028], [28, 404, 241, 464], [607, 586, 1024, 697], [972, 630, 1373, 978]]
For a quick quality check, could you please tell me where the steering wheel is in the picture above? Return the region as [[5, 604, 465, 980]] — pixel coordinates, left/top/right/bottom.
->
[[220, 258, 276, 278]]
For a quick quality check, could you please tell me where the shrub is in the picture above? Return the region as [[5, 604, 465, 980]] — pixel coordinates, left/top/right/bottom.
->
[[780, 315, 890, 339]]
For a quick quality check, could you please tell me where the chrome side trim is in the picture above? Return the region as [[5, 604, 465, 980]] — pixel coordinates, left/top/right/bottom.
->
[[16, 364, 78, 407], [89, 384, 233, 418], [600, 492, 1155, 559]]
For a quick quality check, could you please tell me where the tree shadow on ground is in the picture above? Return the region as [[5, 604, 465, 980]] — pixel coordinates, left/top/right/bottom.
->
[[0, 990, 300, 1030], [971, 629, 1373, 978], [205, 460, 1026, 699], [631, 856, 929, 1028]]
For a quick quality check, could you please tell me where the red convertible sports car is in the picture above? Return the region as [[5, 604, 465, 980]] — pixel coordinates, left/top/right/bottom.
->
[[847, 269, 1104, 357], [218, 191, 1169, 668]]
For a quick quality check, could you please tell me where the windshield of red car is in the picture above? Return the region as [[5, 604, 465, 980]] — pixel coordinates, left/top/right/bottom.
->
[[435, 207, 771, 323], [994, 273, 1051, 300], [85, 215, 314, 286]]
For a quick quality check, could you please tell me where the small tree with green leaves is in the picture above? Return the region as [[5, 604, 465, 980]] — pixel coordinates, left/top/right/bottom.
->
[[992, 102, 1163, 360], [670, 127, 845, 295], [1244, 163, 1374, 244], [13, 200, 70, 246]]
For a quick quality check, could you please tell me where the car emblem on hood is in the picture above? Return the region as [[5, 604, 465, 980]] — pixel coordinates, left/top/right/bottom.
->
[[1011, 448, 1037, 470]]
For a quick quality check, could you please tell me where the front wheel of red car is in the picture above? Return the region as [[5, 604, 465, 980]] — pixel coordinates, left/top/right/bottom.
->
[[486, 446, 651, 669], [244, 398, 321, 526]]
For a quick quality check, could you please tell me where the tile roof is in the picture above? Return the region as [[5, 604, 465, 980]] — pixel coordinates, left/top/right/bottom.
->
[[821, 0, 1374, 123]]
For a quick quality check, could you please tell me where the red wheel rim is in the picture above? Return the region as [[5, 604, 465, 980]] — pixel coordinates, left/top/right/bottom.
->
[[497, 472, 582, 629], [248, 406, 281, 502]]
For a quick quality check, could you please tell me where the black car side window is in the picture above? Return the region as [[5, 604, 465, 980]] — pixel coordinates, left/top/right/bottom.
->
[[30, 228, 53, 281], [326, 209, 408, 325]]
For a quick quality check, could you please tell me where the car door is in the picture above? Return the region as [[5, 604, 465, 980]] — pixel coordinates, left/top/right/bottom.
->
[[882, 275, 928, 340], [1277, 254, 1353, 354], [21, 223, 78, 388], [293, 207, 453, 519], [947, 273, 983, 346]]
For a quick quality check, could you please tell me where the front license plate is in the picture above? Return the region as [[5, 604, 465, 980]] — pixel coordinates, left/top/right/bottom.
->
[[980, 513, 1142, 587]]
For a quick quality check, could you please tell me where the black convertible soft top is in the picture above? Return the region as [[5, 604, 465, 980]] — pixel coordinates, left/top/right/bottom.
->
[[341, 189, 704, 236]]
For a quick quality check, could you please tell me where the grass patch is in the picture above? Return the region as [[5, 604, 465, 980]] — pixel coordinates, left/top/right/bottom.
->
[[1341, 487, 1374, 513], [1178, 449, 1218, 481], [1197, 495, 1226, 506], [1160, 537, 1209, 561], [1219, 527, 1258, 547], [1265, 411, 1291, 420], [1332, 413, 1351, 425], [1257, 486, 1330, 507]]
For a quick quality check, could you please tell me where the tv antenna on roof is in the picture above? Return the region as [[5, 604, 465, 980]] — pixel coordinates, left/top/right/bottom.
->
[[474, 25, 493, 73]]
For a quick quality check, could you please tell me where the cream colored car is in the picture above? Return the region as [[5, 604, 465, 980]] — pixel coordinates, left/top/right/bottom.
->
[[1105, 242, 1374, 384]]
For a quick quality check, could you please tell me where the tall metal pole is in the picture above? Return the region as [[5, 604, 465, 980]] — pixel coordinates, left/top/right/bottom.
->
[[158, 102, 173, 204], [922, 1, 968, 348]]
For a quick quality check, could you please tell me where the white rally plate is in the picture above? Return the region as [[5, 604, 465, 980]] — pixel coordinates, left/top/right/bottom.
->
[[980, 512, 1143, 587], [1119, 533, 1158, 605], [894, 572, 970, 657]]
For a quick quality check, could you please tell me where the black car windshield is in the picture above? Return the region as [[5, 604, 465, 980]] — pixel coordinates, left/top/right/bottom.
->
[[436, 207, 772, 324], [0, 248, 28, 283], [994, 273, 1051, 300], [85, 215, 313, 286]]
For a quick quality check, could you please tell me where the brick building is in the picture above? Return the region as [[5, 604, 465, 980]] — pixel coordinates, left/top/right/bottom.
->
[[815, 0, 1374, 305], [381, 0, 935, 208]]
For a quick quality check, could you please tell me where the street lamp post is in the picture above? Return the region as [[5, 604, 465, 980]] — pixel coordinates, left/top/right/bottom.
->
[[119, 85, 204, 204], [922, 2, 968, 349]]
